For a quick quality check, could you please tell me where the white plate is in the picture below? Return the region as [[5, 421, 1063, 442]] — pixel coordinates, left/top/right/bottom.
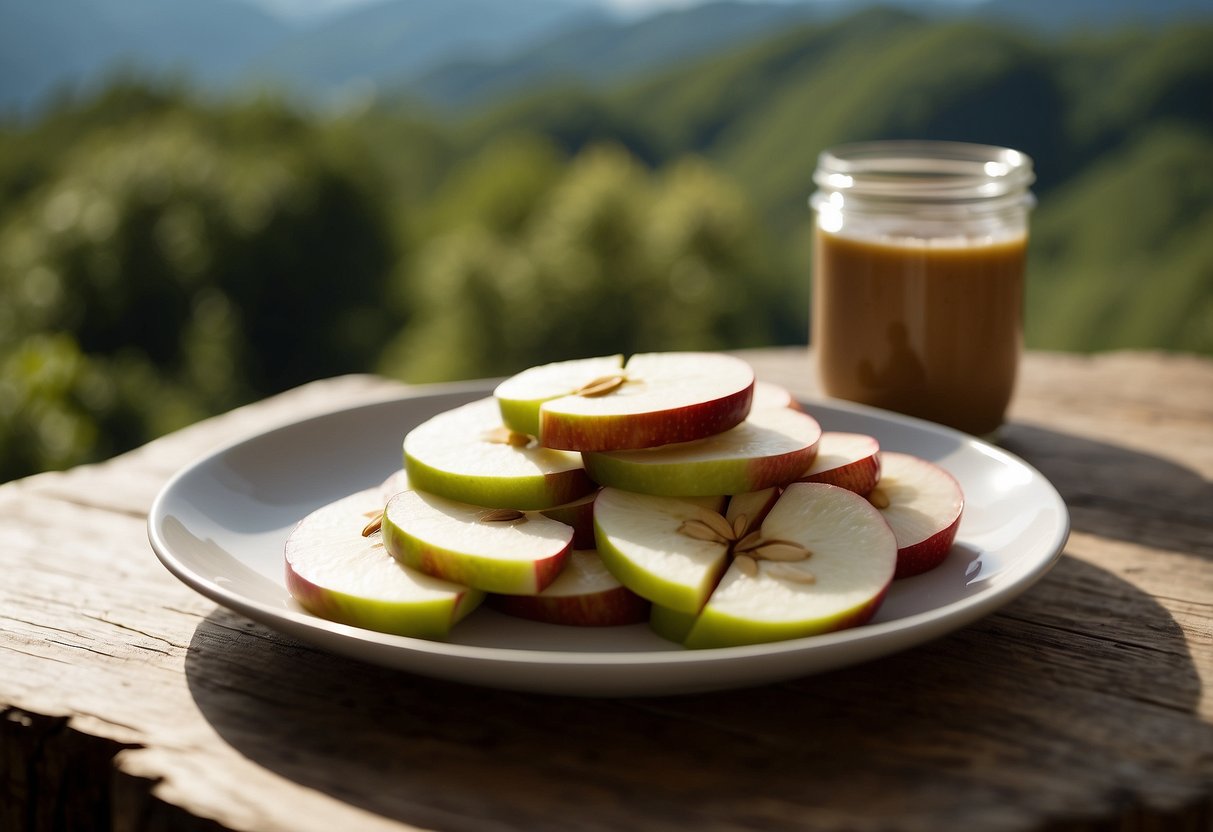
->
[[148, 381, 1069, 696]]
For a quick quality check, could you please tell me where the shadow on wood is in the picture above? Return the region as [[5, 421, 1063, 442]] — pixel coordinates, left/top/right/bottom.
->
[[180, 553, 1210, 831], [1001, 423, 1213, 559]]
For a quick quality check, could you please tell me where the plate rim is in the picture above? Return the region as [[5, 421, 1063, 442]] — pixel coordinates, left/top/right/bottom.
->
[[147, 380, 1070, 673]]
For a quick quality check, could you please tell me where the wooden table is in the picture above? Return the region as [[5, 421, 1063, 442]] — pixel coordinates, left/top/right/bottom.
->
[[2, 348, 1211, 832]]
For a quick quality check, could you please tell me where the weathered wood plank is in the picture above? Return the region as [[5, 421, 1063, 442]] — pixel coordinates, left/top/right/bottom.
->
[[1, 350, 1211, 832]]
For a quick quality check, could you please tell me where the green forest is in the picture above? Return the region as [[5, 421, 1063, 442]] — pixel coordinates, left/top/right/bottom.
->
[[1, 8, 1211, 482]]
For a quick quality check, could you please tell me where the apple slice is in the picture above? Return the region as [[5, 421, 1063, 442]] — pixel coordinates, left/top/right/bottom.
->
[[869, 452, 964, 578], [796, 432, 881, 496], [379, 468, 410, 503], [593, 488, 734, 614], [285, 489, 483, 639], [751, 380, 799, 411], [494, 352, 755, 451], [649, 603, 698, 643], [494, 354, 625, 438], [725, 486, 780, 534], [682, 483, 897, 648], [488, 549, 650, 626], [538, 489, 599, 549], [382, 489, 573, 594], [404, 397, 596, 510], [582, 407, 822, 496]]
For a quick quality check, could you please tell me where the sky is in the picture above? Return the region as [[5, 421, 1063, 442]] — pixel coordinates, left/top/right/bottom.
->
[[248, 0, 795, 22]]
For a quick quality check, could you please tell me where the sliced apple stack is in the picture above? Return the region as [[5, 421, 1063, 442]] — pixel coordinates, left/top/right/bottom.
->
[[283, 350, 965, 645], [284, 489, 484, 639], [493, 351, 755, 451]]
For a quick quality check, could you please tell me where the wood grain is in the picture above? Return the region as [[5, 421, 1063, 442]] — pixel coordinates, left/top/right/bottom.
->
[[2, 350, 1211, 832]]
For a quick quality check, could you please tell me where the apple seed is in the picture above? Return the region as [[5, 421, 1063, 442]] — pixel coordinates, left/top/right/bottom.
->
[[361, 514, 383, 537], [677, 518, 730, 542], [765, 563, 817, 584], [480, 426, 534, 447], [731, 514, 749, 539], [479, 508, 528, 524], [734, 554, 759, 577], [751, 540, 813, 562], [868, 487, 891, 509], [572, 374, 627, 398]]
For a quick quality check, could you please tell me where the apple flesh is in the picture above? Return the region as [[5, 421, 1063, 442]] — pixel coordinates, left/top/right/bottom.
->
[[871, 452, 964, 578], [284, 489, 483, 639], [750, 380, 799, 412], [494, 354, 624, 438], [593, 488, 733, 614], [379, 468, 410, 503], [382, 489, 573, 594], [403, 397, 596, 510], [582, 407, 822, 497], [724, 486, 780, 536], [682, 482, 898, 648], [494, 352, 756, 452], [488, 549, 650, 626], [796, 432, 881, 496]]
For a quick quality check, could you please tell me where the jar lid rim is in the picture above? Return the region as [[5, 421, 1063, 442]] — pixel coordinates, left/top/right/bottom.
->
[[814, 140, 1035, 199]]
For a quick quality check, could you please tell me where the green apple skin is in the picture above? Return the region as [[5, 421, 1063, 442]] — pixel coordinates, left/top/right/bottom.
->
[[592, 492, 730, 614], [581, 408, 821, 496], [284, 489, 484, 640], [541, 386, 753, 452], [403, 397, 596, 511], [583, 441, 817, 497], [681, 583, 891, 649], [496, 355, 625, 437], [649, 604, 697, 644], [404, 453, 596, 512], [286, 570, 483, 640], [382, 492, 573, 595]]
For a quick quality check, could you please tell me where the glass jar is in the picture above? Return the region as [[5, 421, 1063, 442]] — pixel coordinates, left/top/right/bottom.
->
[[809, 140, 1035, 437]]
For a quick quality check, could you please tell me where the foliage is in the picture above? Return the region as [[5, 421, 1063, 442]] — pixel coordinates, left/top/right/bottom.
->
[[1, 13, 1212, 481], [0, 93, 396, 479], [379, 138, 791, 382]]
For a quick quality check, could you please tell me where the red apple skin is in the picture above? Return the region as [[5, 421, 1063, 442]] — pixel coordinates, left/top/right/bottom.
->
[[798, 453, 880, 496], [795, 433, 881, 496], [487, 586, 650, 627], [539, 383, 755, 452], [539, 491, 599, 549], [893, 515, 961, 579], [743, 435, 820, 491], [833, 581, 892, 630]]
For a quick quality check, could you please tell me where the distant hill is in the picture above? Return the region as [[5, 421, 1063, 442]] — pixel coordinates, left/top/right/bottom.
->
[[240, 0, 606, 102], [405, 1, 827, 111], [5, 0, 1213, 116], [0, 0, 289, 113], [458, 8, 1213, 354], [0, 0, 600, 115]]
